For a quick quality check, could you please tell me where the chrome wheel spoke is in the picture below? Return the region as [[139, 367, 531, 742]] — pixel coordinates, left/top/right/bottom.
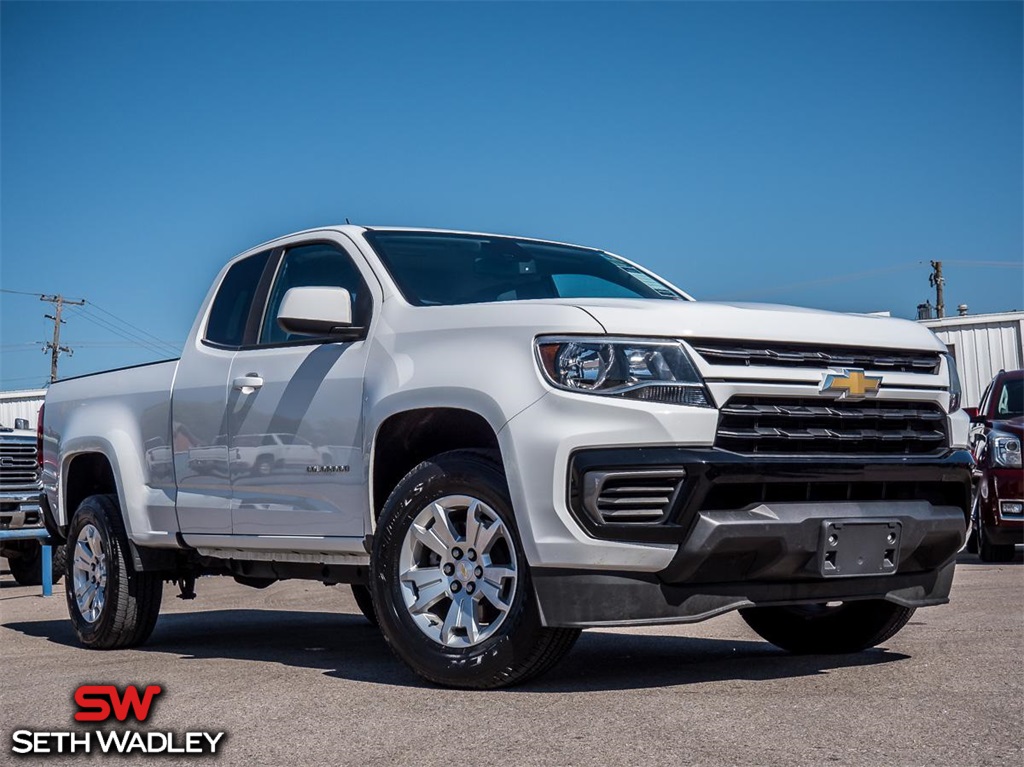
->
[[476, 579, 510, 611], [408, 579, 448, 614], [401, 566, 444, 590], [412, 522, 450, 559], [473, 519, 501, 555], [458, 595, 480, 644], [429, 502, 459, 548], [482, 565, 515, 585], [463, 500, 482, 550]]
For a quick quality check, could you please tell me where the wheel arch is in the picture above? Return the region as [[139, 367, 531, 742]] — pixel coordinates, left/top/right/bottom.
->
[[370, 407, 503, 522]]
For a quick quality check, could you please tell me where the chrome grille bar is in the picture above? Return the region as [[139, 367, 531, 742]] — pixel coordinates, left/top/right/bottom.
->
[[715, 397, 949, 456], [691, 340, 941, 374]]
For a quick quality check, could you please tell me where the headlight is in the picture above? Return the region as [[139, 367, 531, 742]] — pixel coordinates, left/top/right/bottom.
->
[[943, 353, 962, 413], [535, 336, 714, 407], [991, 432, 1022, 469]]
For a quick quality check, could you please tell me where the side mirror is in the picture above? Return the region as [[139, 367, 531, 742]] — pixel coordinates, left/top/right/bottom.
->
[[276, 286, 355, 337], [962, 407, 982, 423]]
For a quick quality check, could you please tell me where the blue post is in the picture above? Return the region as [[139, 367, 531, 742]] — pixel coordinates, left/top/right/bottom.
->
[[0, 529, 53, 596], [41, 543, 53, 597]]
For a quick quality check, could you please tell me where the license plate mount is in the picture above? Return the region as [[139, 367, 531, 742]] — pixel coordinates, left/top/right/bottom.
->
[[818, 520, 901, 578]]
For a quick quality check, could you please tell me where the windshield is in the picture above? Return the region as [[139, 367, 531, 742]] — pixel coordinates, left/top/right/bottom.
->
[[363, 231, 684, 306], [996, 378, 1023, 419]]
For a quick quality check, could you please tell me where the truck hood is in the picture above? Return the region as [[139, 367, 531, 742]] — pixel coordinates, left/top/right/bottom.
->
[[990, 417, 1024, 440], [559, 299, 945, 352]]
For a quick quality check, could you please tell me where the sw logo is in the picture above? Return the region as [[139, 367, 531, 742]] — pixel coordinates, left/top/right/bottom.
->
[[74, 684, 162, 722], [821, 368, 882, 399], [9, 684, 225, 756]]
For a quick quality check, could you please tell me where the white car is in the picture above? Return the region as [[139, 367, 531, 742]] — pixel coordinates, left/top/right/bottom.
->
[[40, 225, 972, 688]]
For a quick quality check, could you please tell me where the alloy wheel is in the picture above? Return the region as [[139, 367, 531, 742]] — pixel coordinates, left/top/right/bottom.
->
[[72, 523, 108, 623], [397, 494, 518, 648]]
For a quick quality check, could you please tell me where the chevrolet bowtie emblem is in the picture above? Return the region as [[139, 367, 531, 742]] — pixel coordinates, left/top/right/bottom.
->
[[821, 368, 882, 399]]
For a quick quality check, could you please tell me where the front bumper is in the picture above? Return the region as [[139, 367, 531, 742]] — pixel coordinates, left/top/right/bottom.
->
[[0, 489, 43, 531], [534, 448, 972, 627], [979, 466, 1024, 545]]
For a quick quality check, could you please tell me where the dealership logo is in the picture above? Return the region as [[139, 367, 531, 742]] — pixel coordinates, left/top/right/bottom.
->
[[10, 684, 225, 756], [73, 684, 162, 722], [821, 368, 882, 399]]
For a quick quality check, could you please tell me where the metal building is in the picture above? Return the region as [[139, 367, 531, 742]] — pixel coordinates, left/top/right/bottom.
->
[[920, 311, 1024, 408], [0, 389, 46, 429]]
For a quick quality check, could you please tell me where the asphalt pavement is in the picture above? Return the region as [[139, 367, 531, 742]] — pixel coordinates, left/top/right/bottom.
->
[[2, 551, 1021, 766]]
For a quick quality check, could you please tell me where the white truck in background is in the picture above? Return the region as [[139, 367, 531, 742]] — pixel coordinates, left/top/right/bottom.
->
[[40, 225, 972, 688], [1, 417, 60, 585]]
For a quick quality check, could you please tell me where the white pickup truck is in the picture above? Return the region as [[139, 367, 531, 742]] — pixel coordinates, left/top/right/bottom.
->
[[40, 225, 973, 688]]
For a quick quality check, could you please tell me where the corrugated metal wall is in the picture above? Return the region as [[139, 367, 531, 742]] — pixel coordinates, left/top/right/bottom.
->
[[923, 314, 1024, 407], [0, 389, 46, 429]]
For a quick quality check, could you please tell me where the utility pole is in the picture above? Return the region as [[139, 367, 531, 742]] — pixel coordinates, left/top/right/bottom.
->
[[928, 261, 945, 319], [40, 294, 85, 383]]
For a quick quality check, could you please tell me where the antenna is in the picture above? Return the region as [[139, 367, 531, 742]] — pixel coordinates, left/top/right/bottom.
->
[[345, 217, 351, 225]]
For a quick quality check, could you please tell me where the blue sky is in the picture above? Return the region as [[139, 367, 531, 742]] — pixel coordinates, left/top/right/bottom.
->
[[2, 1, 1021, 389]]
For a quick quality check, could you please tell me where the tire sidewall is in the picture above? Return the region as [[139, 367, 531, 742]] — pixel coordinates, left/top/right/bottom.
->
[[65, 497, 126, 646], [371, 453, 544, 687]]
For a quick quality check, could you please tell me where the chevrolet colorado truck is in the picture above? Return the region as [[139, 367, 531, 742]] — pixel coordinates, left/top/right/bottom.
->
[[40, 226, 973, 688]]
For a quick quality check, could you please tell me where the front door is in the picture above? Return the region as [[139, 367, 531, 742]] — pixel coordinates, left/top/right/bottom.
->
[[227, 239, 376, 538]]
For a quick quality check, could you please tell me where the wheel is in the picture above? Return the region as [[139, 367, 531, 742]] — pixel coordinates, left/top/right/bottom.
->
[[740, 600, 915, 654], [65, 494, 163, 649], [371, 450, 580, 689], [254, 456, 274, 476], [7, 541, 64, 586], [350, 584, 378, 626], [978, 522, 1016, 563]]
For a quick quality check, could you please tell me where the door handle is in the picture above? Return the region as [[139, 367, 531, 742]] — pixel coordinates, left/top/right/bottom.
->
[[232, 375, 264, 394]]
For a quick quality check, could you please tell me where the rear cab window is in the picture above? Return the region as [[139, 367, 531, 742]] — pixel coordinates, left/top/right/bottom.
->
[[205, 250, 273, 347]]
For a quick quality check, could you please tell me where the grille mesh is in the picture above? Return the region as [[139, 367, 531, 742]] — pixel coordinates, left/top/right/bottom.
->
[[690, 340, 941, 374], [715, 397, 948, 456], [0, 441, 39, 492]]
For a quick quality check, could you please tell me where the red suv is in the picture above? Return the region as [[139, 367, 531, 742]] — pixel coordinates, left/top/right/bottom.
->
[[965, 369, 1023, 562]]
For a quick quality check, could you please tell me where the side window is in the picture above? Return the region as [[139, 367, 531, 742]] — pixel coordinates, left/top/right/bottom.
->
[[205, 250, 272, 347], [259, 243, 370, 345]]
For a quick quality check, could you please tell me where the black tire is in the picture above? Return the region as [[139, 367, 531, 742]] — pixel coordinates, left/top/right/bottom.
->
[[350, 584, 378, 626], [65, 494, 163, 649], [978, 523, 1016, 563], [7, 541, 64, 587], [740, 600, 915, 654], [254, 456, 274, 476], [371, 450, 580, 689]]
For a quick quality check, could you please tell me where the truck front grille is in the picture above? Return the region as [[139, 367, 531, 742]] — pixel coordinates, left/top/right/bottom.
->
[[0, 442, 40, 492], [714, 397, 948, 456], [690, 340, 941, 374]]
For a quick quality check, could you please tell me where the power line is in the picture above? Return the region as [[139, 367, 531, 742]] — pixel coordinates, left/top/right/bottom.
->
[[85, 300, 181, 351], [79, 306, 179, 357], [64, 305, 178, 358], [939, 260, 1024, 268], [0, 288, 51, 297]]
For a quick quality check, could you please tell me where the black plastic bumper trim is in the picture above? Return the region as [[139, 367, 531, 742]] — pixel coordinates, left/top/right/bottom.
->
[[567, 448, 973, 543], [532, 562, 956, 628]]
